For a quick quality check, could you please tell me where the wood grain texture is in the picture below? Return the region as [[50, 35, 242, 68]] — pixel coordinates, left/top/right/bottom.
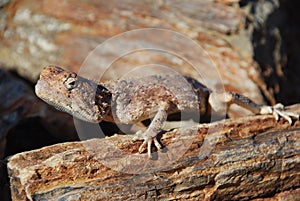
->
[[7, 105, 300, 200]]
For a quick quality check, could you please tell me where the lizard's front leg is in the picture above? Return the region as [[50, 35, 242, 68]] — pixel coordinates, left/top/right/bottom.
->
[[135, 102, 169, 159]]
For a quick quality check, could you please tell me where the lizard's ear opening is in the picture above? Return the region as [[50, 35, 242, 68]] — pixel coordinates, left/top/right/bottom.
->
[[95, 85, 112, 116]]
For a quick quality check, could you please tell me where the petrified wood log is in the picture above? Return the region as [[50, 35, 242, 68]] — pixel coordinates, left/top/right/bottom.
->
[[7, 105, 300, 200]]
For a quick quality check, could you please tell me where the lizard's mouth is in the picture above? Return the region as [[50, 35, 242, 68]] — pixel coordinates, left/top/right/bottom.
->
[[35, 79, 109, 123], [35, 79, 49, 101], [35, 79, 73, 114]]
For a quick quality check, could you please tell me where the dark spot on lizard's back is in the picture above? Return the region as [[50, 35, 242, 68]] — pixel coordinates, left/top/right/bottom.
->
[[95, 84, 112, 116], [184, 76, 212, 115], [184, 76, 211, 93]]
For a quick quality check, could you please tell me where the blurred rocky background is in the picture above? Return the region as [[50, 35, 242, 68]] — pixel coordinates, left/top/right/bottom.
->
[[0, 0, 299, 200]]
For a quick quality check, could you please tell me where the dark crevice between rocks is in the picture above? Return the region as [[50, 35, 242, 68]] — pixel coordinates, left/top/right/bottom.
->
[[1, 117, 75, 201], [242, 0, 300, 105], [4, 117, 66, 157]]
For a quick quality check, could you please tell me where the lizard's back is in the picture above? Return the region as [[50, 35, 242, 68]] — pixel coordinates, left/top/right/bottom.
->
[[103, 74, 211, 123]]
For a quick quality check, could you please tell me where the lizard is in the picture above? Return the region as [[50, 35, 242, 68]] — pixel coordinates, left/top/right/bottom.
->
[[35, 65, 299, 159]]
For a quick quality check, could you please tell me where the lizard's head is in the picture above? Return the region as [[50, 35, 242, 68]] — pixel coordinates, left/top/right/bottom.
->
[[35, 65, 112, 123]]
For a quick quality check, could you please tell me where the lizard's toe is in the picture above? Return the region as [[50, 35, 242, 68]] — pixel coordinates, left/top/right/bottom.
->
[[274, 109, 292, 124], [138, 137, 162, 159], [261, 104, 299, 125]]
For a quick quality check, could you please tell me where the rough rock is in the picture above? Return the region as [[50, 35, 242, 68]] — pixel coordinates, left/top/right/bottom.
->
[[1, 0, 300, 200], [0, 69, 77, 157], [7, 105, 300, 201], [0, 69, 78, 201], [0, 0, 271, 116]]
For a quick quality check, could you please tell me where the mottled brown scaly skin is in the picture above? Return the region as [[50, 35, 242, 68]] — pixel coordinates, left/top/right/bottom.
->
[[35, 65, 299, 158], [35, 66, 112, 123], [35, 66, 211, 124]]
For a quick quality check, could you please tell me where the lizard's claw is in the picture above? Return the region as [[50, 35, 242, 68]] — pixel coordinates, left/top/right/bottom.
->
[[138, 137, 162, 159], [260, 103, 299, 124], [133, 130, 163, 159]]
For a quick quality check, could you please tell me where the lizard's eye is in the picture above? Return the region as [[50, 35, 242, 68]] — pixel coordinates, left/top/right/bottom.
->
[[64, 76, 77, 90]]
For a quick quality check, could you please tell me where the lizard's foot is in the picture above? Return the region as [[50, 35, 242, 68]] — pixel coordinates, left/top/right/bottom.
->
[[133, 130, 162, 159], [132, 102, 168, 159], [260, 103, 299, 124]]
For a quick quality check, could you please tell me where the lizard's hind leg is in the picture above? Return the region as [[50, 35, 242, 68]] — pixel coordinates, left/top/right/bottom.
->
[[134, 102, 169, 159], [209, 91, 299, 124]]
